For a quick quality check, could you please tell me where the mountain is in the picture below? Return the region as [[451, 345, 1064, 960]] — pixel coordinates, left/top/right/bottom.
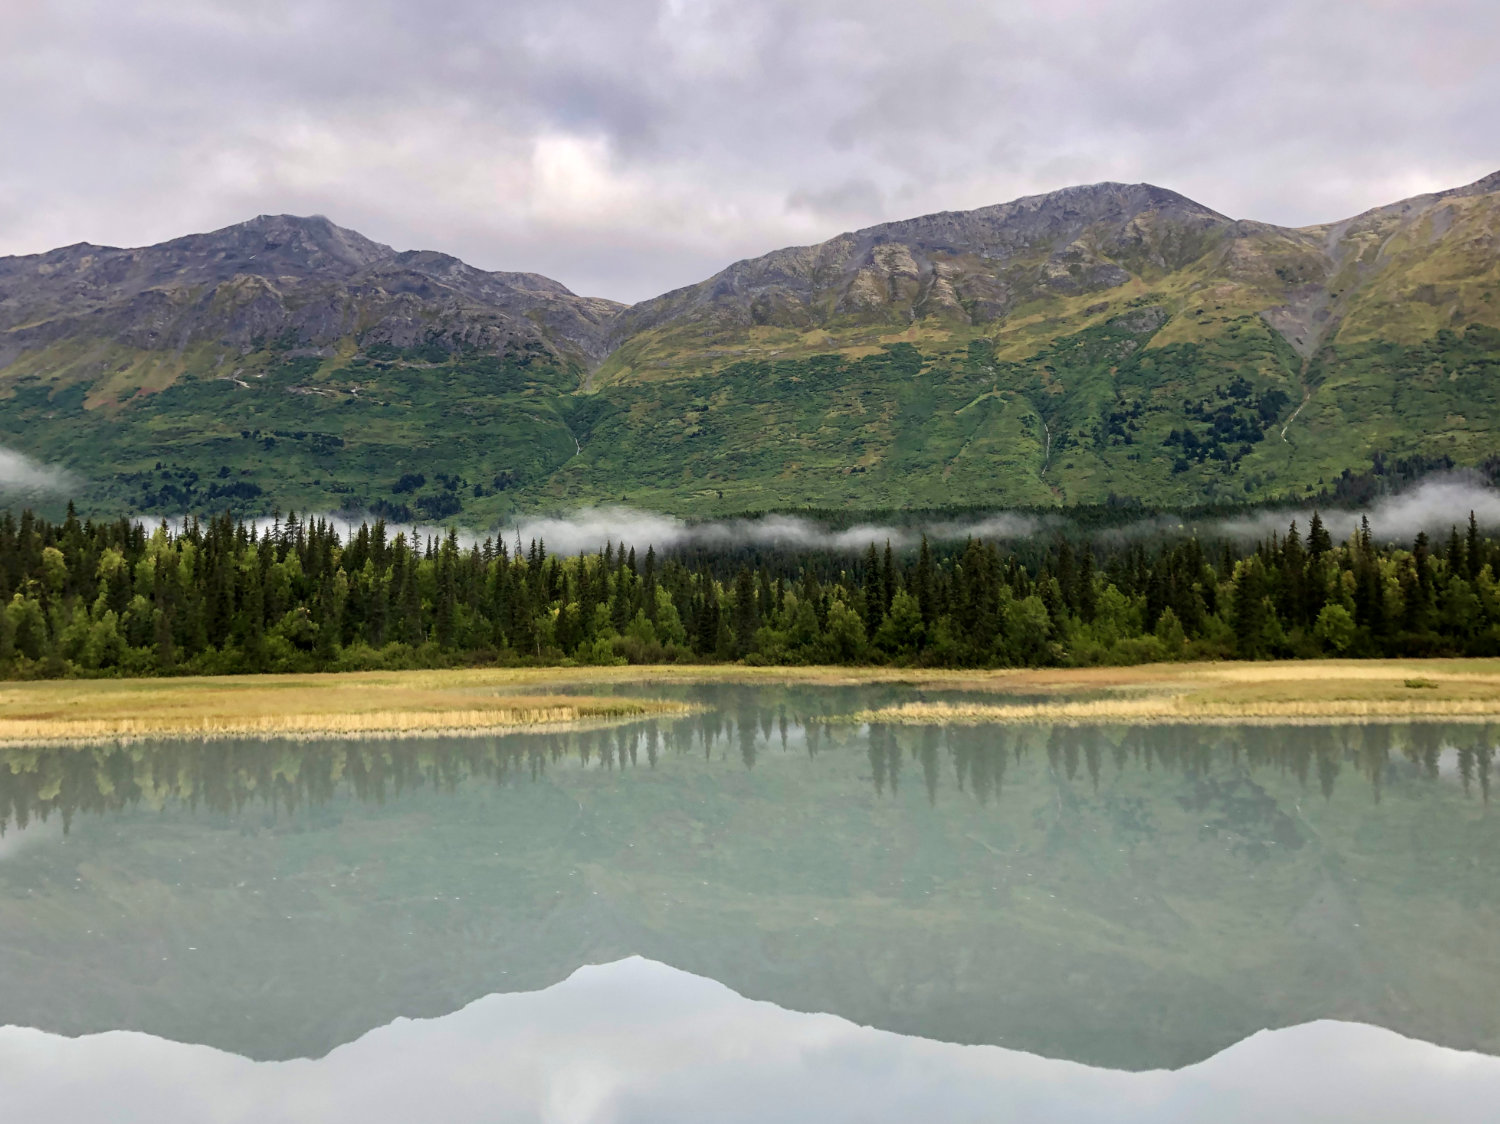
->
[[602, 171, 1500, 380], [1, 173, 1498, 522], [599, 182, 1236, 382], [0, 214, 623, 374]]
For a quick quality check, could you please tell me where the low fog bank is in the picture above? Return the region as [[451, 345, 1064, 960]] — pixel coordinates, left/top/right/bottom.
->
[[0, 446, 74, 496], [132, 477, 1500, 556], [508, 508, 1044, 556], [138, 507, 1047, 555], [508, 479, 1500, 555], [503, 480, 1500, 556], [1209, 479, 1500, 545]]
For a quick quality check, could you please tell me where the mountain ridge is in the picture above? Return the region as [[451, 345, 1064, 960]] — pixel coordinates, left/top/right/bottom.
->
[[0, 169, 1497, 520], [599, 180, 1238, 380], [0, 213, 625, 371], [6, 168, 1495, 369], [598, 169, 1500, 382]]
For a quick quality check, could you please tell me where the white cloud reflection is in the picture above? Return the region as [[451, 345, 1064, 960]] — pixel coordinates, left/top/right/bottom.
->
[[0, 957, 1496, 1124]]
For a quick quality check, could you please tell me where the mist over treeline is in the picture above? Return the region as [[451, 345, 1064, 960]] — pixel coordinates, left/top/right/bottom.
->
[[4, 492, 1500, 678], [144, 475, 1500, 573], [10, 435, 1499, 555], [480, 479, 1500, 586]]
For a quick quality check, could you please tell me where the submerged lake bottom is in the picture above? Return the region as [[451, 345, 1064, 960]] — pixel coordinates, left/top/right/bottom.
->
[[0, 682, 1496, 1122]]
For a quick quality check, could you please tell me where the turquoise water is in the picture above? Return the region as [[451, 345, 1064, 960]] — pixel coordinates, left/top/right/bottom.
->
[[0, 684, 1496, 1120]]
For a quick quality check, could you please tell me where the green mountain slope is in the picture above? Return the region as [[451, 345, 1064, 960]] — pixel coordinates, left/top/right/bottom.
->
[[1, 175, 1498, 521]]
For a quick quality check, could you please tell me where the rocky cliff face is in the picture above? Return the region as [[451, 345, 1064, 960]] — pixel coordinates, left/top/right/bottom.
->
[[600, 182, 1234, 365], [594, 172, 1500, 383], [0, 215, 625, 370], [5, 173, 1495, 386]]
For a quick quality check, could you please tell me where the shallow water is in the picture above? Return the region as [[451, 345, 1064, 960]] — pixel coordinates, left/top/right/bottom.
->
[[0, 683, 1496, 1120]]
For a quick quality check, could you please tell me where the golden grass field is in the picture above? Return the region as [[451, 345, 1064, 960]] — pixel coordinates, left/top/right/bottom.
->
[[1, 659, 1499, 745], [841, 659, 1500, 726], [0, 668, 696, 746]]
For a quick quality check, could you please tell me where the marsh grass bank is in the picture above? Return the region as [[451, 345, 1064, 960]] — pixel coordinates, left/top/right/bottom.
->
[[2, 660, 1499, 744], [0, 670, 693, 746], [841, 660, 1500, 725]]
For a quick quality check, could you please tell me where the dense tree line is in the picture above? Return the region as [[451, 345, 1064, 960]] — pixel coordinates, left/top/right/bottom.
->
[[3, 504, 1500, 677]]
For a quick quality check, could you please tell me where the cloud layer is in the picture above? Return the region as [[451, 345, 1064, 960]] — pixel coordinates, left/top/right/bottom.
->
[[1209, 479, 1500, 546], [2, 1, 1496, 301], [0, 446, 75, 497], [150, 480, 1500, 556], [508, 507, 1042, 556], [490, 479, 1500, 555]]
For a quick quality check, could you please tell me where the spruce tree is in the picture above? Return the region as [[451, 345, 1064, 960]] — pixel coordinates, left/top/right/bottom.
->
[[1307, 511, 1332, 556]]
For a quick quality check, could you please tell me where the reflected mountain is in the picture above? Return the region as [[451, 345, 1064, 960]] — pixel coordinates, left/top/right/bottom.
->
[[0, 683, 1495, 1071], [5, 958, 1500, 1124]]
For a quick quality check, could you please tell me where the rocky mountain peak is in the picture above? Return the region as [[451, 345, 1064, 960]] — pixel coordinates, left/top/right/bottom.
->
[[603, 180, 1237, 360], [155, 214, 397, 283], [0, 213, 623, 367], [1441, 168, 1500, 200]]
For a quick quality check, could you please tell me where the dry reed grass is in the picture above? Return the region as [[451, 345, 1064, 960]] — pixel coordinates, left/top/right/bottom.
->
[[823, 659, 1500, 726], [557, 658, 1500, 696], [628, 659, 1500, 725], [0, 674, 692, 748], [851, 687, 1500, 727], [4, 659, 1500, 743]]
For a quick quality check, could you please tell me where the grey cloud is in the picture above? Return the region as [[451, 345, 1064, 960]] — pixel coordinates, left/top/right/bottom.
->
[[1, 2, 1497, 302], [786, 179, 886, 223]]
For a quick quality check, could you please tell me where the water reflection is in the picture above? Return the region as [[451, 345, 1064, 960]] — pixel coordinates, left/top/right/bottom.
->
[[1, 711, 1494, 833], [4, 958, 1499, 1124], [0, 683, 1496, 1079]]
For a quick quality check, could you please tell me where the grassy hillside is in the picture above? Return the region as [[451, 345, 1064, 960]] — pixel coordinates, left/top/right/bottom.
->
[[0, 341, 585, 522], [4, 316, 1499, 521], [1, 177, 1498, 521]]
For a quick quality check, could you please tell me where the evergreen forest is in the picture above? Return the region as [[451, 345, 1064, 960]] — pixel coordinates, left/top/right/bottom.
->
[[3, 503, 1500, 678]]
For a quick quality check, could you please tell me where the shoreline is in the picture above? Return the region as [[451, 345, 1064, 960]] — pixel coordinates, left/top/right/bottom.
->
[[845, 700, 1500, 728], [0, 660, 1498, 743], [0, 675, 695, 747], [0, 712, 694, 750]]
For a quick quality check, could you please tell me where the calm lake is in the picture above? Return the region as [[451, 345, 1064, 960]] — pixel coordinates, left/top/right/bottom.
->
[[1, 682, 1497, 1122]]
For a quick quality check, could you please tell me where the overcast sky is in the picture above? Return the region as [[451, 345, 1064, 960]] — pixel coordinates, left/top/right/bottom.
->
[[1, 0, 1496, 303]]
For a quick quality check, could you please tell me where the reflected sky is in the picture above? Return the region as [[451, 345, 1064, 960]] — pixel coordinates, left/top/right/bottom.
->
[[4, 957, 1499, 1124]]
